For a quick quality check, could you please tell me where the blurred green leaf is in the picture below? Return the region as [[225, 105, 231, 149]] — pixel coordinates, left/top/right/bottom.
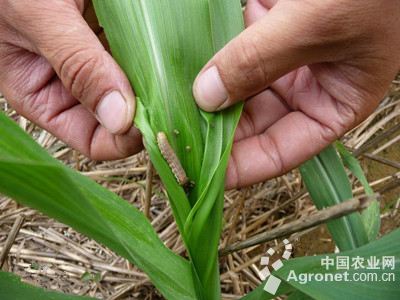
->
[[80, 272, 101, 283], [30, 262, 40, 271], [241, 281, 293, 300], [286, 291, 314, 300], [80, 272, 92, 282], [300, 146, 369, 250], [0, 271, 92, 300], [336, 142, 380, 241], [243, 228, 400, 299], [276, 228, 400, 299]]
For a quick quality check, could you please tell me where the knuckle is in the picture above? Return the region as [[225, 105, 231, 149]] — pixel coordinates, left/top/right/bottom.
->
[[228, 149, 241, 189], [88, 127, 128, 161], [296, 0, 369, 49], [236, 108, 256, 140], [114, 134, 140, 158], [304, 113, 341, 147], [240, 36, 269, 84], [3, 0, 46, 27], [58, 48, 106, 110], [335, 101, 358, 132], [258, 133, 286, 176], [5, 0, 77, 17], [317, 123, 339, 146], [22, 95, 48, 122], [219, 34, 269, 97], [3, 0, 28, 17]]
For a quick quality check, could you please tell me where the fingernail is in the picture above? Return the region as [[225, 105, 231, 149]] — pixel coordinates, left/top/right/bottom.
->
[[193, 66, 228, 111], [96, 91, 128, 134]]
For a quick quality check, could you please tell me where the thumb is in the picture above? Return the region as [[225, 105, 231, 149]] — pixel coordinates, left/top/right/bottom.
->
[[7, 1, 135, 134], [193, 2, 322, 112]]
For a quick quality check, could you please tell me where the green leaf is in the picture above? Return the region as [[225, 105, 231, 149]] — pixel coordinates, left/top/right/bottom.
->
[[336, 142, 380, 241], [30, 262, 40, 271], [0, 112, 196, 300], [80, 272, 92, 282], [300, 145, 369, 250], [242, 228, 400, 300], [241, 281, 294, 300], [275, 228, 400, 299], [0, 271, 92, 300], [286, 291, 314, 300], [93, 1, 244, 299]]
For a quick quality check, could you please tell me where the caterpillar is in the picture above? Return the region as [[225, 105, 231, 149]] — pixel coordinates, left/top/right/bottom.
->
[[157, 132, 189, 186]]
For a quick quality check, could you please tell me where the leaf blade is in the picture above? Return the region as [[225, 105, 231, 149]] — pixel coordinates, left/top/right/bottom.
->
[[0, 112, 196, 300], [336, 142, 380, 241], [0, 271, 93, 300], [300, 145, 369, 250]]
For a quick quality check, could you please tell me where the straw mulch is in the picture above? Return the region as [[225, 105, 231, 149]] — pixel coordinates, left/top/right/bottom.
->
[[0, 76, 399, 299]]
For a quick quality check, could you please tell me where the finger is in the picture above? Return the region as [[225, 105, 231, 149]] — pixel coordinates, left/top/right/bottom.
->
[[193, 1, 329, 112], [244, 0, 273, 25], [272, 66, 366, 134], [235, 88, 290, 141], [46, 96, 143, 160], [0, 44, 55, 100], [5, 0, 135, 135], [226, 111, 339, 189], [0, 44, 142, 160], [257, 0, 279, 7]]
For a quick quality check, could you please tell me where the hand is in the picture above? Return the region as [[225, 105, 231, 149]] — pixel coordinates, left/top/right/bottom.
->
[[0, 0, 142, 160], [193, 0, 400, 189]]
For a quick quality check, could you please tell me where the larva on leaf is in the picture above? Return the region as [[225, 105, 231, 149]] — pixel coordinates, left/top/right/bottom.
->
[[157, 132, 189, 186]]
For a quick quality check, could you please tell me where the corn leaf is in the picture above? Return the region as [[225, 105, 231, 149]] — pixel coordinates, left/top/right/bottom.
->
[[286, 291, 314, 300], [244, 228, 400, 299], [93, 1, 244, 299], [0, 271, 92, 300], [275, 227, 400, 299], [300, 145, 369, 250], [336, 142, 380, 241], [0, 112, 196, 300], [241, 281, 293, 300]]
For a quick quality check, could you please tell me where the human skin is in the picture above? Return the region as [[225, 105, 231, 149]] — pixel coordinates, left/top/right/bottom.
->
[[193, 0, 400, 188], [0, 0, 399, 188], [0, 0, 141, 160]]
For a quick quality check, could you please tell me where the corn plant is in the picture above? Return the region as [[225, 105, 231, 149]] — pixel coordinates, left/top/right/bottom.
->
[[0, 0, 394, 299], [93, 1, 245, 299]]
